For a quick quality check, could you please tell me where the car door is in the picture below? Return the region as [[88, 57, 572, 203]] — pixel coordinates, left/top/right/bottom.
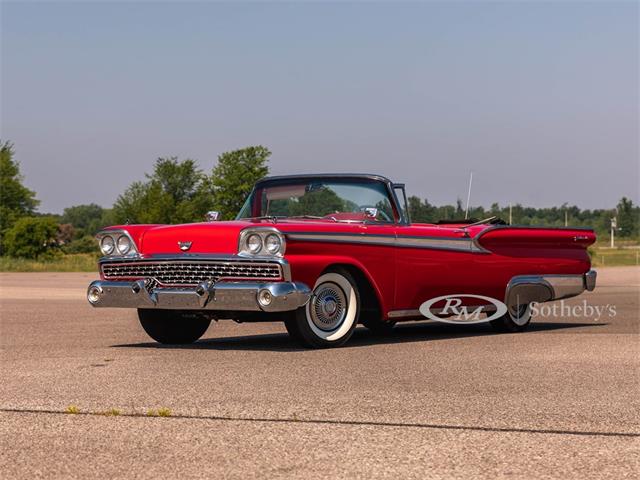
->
[[392, 223, 478, 318]]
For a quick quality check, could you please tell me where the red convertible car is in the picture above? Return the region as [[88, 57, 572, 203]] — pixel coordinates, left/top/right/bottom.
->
[[87, 174, 597, 348]]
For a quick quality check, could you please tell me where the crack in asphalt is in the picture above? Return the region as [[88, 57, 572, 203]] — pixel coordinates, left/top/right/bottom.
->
[[1, 408, 638, 438]]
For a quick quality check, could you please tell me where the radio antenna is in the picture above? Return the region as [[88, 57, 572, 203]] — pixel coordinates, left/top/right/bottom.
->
[[464, 171, 473, 219]]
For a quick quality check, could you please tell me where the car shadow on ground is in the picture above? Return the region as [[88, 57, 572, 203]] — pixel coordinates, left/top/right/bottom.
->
[[113, 321, 607, 352]]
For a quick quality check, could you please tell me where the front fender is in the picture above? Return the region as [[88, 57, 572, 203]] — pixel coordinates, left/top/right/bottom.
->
[[285, 253, 391, 316]]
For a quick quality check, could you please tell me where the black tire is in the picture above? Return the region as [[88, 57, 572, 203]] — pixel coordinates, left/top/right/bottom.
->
[[283, 314, 304, 342], [490, 304, 532, 332], [289, 268, 361, 348], [138, 309, 211, 344], [362, 317, 396, 336]]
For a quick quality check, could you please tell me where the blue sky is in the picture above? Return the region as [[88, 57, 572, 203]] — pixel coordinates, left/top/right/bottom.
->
[[1, 1, 638, 213]]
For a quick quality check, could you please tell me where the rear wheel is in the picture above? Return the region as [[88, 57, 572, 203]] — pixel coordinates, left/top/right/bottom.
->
[[287, 269, 360, 348], [490, 303, 532, 332], [138, 309, 211, 344]]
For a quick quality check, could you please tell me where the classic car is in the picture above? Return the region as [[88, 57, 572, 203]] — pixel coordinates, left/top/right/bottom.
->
[[87, 173, 597, 348]]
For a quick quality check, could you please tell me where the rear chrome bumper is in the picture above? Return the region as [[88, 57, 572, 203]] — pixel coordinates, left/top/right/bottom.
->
[[87, 280, 311, 312], [505, 269, 596, 311]]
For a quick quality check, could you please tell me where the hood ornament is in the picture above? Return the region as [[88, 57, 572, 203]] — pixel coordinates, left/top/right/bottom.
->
[[178, 241, 192, 252]]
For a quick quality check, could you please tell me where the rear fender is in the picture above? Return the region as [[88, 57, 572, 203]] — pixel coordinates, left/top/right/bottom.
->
[[474, 226, 596, 252], [474, 227, 596, 269]]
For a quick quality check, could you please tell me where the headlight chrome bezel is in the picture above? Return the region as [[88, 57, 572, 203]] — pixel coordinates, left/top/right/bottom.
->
[[264, 233, 282, 255], [99, 235, 115, 255], [116, 234, 132, 255], [238, 227, 286, 258], [246, 234, 263, 254], [96, 230, 138, 258]]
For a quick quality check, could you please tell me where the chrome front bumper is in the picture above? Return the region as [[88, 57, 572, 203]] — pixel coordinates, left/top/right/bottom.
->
[[505, 270, 597, 310], [87, 280, 311, 312]]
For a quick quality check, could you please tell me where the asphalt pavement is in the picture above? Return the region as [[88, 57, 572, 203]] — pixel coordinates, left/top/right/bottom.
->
[[1, 268, 638, 479]]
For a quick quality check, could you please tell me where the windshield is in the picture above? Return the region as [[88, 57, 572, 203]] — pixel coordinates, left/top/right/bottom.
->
[[237, 179, 396, 223]]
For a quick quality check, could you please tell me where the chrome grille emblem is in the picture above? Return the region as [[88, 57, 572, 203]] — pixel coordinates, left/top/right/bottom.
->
[[178, 241, 192, 251]]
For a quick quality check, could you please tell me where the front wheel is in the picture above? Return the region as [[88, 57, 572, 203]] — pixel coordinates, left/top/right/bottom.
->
[[286, 269, 360, 348], [490, 303, 532, 332], [138, 309, 211, 344]]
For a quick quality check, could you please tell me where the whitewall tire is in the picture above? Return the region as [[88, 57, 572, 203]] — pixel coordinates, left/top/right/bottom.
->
[[286, 269, 360, 348]]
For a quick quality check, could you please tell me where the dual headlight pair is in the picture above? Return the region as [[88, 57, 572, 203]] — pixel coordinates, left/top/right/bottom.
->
[[238, 228, 285, 257], [97, 228, 284, 258], [97, 231, 137, 257]]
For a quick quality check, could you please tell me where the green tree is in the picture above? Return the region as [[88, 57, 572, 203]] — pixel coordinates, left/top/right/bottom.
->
[[61, 203, 107, 237], [616, 197, 638, 238], [0, 141, 39, 251], [210, 146, 270, 220], [407, 196, 437, 223], [112, 157, 212, 224], [288, 187, 345, 217], [4, 216, 58, 259], [408, 196, 427, 222], [63, 235, 98, 254]]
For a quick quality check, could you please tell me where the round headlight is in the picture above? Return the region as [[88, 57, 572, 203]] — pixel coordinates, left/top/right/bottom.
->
[[100, 235, 115, 255], [247, 234, 262, 254], [264, 234, 281, 255], [116, 235, 131, 254]]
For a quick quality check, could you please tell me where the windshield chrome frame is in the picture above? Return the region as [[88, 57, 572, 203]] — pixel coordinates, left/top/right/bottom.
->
[[236, 175, 407, 225]]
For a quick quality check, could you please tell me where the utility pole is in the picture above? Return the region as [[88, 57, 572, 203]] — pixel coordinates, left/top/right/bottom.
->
[[509, 204, 513, 225], [610, 217, 617, 248], [565, 210, 568, 227]]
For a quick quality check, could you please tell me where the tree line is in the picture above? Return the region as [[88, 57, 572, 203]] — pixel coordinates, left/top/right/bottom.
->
[[0, 140, 638, 259], [407, 196, 638, 238], [0, 142, 269, 258]]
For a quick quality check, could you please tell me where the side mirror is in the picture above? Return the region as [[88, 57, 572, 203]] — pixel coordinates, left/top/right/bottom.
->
[[205, 211, 221, 222], [364, 207, 378, 219]]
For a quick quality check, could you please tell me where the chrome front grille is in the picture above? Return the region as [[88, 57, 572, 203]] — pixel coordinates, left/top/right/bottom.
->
[[101, 260, 283, 286]]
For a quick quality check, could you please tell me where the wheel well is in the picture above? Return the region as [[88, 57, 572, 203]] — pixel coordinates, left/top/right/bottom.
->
[[322, 264, 382, 321]]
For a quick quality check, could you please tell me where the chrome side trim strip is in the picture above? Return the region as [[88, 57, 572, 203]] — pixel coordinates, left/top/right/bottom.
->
[[388, 309, 421, 319], [286, 232, 486, 253], [388, 304, 498, 319], [288, 226, 594, 254]]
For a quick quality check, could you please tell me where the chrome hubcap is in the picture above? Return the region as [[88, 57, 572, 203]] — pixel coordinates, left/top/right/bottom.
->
[[310, 282, 347, 331]]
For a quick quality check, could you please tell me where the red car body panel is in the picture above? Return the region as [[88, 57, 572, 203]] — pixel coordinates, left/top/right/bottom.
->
[[102, 215, 595, 319]]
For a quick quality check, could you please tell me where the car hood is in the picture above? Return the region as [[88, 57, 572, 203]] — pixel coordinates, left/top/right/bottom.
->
[[136, 221, 255, 255], [122, 219, 373, 256]]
